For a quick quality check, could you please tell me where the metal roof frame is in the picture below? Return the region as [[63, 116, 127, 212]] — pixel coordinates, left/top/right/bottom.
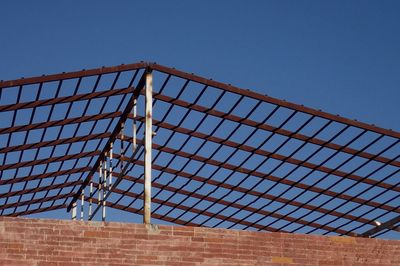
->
[[0, 62, 399, 238]]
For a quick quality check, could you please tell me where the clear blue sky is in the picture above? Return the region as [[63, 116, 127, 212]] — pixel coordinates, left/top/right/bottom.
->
[[1, 1, 399, 238], [1, 0, 399, 131]]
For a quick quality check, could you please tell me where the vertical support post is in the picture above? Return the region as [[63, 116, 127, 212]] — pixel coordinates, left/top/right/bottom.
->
[[143, 68, 153, 224], [133, 98, 137, 152], [98, 161, 102, 207], [102, 157, 107, 222], [89, 179, 93, 217], [71, 202, 77, 220], [80, 190, 84, 221], [109, 142, 113, 188], [121, 122, 125, 171]]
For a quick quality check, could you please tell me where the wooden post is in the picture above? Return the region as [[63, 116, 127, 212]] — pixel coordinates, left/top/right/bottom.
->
[[143, 69, 153, 224]]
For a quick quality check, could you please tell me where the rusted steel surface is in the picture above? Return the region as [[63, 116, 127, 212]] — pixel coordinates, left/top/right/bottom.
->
[[7, 204, 67, 217], [0, 87, 134, 112], [0, 133, 111, 154], [0, 180, 82, 198], [0, 151, 100, 171], [0, 112, 121, 135], [0, 192, 74, 211], [0, 167, 90, 186], [0, 62, 147, 88]]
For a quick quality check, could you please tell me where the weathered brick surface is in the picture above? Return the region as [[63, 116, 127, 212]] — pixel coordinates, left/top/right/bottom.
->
[[0, 217, 399, 265]]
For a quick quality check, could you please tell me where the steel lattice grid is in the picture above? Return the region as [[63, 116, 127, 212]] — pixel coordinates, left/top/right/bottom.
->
[[96, 68, 400, 238], [0, 62, 399, 239]]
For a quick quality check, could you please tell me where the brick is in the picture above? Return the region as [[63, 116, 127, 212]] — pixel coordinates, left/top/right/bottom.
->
[[0, 217, 398, 266], [271, 256, 294, 264], [329, 235, 356, 244]]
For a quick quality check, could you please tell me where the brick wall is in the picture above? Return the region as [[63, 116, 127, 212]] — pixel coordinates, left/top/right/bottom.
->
[[0, 217, 399, 266]]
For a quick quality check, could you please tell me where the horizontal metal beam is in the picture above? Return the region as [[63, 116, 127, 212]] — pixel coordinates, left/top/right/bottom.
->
[[0, 192, 74, 211], [0, 180, 82, 199], [0, 133, 110, 154], [0, 112, 121, 135], [0, 167, 90, 186], [0, 151, 100, 171], [0, 87, 134, 112], [0, 62, 147, 88], [6, 204, 66, 217], [151, 63, 400, 139]]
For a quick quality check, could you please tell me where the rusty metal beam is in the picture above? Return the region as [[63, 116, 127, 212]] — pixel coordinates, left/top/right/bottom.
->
[[0, 87, 134, 112], [0, 180, 82, 199], [0, 133, 110, 154], [0, 151, 100, 171], [151, 63, 400, 139], [0, 167, 90, 186], [0, 112, 121, 135], [7, 204, 67, 217], [0, 192, 74, 211], [0, 62, 147, 88]]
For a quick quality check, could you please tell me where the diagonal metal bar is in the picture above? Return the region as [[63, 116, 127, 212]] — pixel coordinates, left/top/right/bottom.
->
[[0, 180, 82, 199], [0, 167, 90, 186], [0, 132, 111, 154], [0, 87, 134, 112], [0, 151, 100, 172], [0, 112, 121, 135], [7, 204, 67, 217], [0, 62, 147, 88], [67, 69, 148, 212], [0, 192, 74, 211]]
